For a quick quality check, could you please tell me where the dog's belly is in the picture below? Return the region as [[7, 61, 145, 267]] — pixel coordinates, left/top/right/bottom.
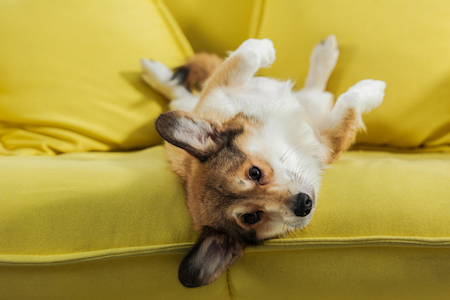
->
[[196, 77, 302, 122]]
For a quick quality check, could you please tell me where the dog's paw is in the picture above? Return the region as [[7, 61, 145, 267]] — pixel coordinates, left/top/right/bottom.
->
[[338, 79, 386, 114], [235, 38, 276, 68], [140, 58, 174, 86], [310, 35, 339, 73]]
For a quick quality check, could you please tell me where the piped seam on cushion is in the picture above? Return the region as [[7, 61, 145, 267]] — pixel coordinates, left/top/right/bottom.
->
[[263, 236, 450, 249], [1, 236, 450, 266], [352, 143, 450, 153]]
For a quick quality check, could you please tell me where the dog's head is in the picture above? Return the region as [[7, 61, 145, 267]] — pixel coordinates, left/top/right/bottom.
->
[[156, 108, 330, 287]]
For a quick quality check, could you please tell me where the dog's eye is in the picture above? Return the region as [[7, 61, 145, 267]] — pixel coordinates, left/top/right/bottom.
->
[[248, 167, 262, 181], [242, 212, 261, 225]]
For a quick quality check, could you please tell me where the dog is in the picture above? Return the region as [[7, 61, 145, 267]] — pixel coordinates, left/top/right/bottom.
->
[[140, 36, 386, 287]]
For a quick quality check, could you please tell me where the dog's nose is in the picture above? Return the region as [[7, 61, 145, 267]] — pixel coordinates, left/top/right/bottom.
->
[[294, 193, 313, 217]]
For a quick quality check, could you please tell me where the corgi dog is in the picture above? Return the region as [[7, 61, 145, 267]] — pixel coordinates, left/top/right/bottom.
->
[[141, 36, 386, 287]]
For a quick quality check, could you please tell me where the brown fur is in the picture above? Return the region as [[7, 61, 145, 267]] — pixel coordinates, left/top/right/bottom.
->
[[159, 112, 294, 242], [155, 47, 367, 288], [175, 52, 223, 92], [181, 115, 252, 235], [321, 107, 359, 163]]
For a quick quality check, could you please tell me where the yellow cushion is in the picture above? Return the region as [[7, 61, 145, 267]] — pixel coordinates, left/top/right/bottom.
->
[[0, 0, 192, 155], [250, 0, 450, 152], [0, 146, 193, 258], [1, 148, 449, 298], [164, 0, 254, 56]]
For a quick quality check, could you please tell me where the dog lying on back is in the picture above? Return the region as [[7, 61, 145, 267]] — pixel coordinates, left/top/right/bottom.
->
[[141, 36, 386, 287]]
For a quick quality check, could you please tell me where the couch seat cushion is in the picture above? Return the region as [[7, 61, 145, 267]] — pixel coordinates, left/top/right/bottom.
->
[[1, 147, 449, 299], [0, 146, 193, 262], [0, 0, 192, 155], [1, 147, 449, 263]]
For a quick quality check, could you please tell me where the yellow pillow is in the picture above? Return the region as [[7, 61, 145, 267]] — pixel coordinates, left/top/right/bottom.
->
[[250, 0, 450, 152], [0, 0, 193, 155]]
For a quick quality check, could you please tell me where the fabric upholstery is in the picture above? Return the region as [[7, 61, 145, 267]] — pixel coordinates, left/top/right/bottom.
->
[[1, 147, 449, 299], [1, 0, 450, 299], [164, 0, 450, 151], [0, 255, 230, 300], [164, 0, 254, 56], [0, 0, 192, 155], [249, 0, 450, 151]]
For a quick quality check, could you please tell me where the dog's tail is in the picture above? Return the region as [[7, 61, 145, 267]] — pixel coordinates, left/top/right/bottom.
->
[[172, 53, 223, 92]]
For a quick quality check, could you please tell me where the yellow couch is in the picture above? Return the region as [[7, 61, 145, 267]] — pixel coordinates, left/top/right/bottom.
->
[[1, 0, 449, 299]]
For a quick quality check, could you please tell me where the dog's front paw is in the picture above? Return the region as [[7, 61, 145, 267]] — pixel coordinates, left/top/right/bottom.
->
[[338, 79, 386, 114], [235, 38, 276, 68]]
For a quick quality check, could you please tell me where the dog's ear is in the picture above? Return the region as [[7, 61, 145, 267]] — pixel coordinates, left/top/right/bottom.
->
[[178, 227, 245, 288], [156, 111, 240, 162]]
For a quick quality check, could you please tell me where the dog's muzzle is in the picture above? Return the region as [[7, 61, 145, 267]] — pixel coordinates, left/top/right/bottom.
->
[[293, 193, 313, 217]]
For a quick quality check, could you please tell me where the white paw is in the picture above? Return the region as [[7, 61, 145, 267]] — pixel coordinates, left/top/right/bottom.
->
[[338, 79, 386, 114], [235, 38, 276, 68], [310, 35, 339, 72], [140, 58, 173, 85]]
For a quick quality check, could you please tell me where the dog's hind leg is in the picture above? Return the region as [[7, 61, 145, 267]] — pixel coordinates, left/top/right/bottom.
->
[[140, 58, 199, 112], [318, 79, 386, 163], [295, 35, 339, 127], [304, 35, 339, 91]]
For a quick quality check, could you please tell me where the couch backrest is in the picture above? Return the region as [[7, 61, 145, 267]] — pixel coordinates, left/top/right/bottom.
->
[[164, 0, 255, 56], [166, 0, 450, 152], [0, 0, 192, 155]]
